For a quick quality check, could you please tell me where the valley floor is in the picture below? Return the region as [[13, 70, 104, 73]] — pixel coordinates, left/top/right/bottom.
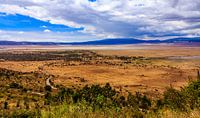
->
[[0, 44, 200, 117]]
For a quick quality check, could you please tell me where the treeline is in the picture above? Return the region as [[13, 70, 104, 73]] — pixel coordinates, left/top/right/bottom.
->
[[0, 50, 147, 62], [0, 50, 101, 61]]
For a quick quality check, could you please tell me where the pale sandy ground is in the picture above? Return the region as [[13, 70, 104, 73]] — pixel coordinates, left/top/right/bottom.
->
[[0, 44, 186, 51], [1, 44, 200, 57]]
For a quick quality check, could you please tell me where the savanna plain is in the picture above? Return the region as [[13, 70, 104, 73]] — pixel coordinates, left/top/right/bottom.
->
[[0, 44, 200, 118]]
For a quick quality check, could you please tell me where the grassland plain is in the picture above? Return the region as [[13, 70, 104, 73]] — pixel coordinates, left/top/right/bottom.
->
[[0, 45, 200, 117]]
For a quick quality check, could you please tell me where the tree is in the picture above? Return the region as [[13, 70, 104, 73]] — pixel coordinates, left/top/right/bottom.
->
[[24, 97, 29, 109], [3, 101, 8, 109], [44, 85, 52, 92], [197, 70, 200, 80], [16, 100, 20, 108]]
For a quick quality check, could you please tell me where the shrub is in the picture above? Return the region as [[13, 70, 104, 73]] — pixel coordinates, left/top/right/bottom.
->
[[9, 82, 22, 89], [197, 70, 200, 80], [182, 77, 200, 109], [76, 83, 118, 108], [163, 87, 188, 111], [10, 110, 39, 118], [44, 85, 52, 92], [3, 101, 8, 109], [56, 87, 74, 103]]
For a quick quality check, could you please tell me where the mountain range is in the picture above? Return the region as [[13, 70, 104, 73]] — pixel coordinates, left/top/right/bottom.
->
[[0, 37, 199, 45]]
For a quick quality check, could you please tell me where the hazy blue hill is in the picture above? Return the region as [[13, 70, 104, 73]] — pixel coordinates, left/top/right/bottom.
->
[[0, 41, 57, 45], [163, 37, 200, 43], [0, 37, 199, 45], [69, 38, 152, 45], [68, 37, 199, 45]]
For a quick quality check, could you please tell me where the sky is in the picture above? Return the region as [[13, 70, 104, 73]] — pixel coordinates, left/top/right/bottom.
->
[[0, 0, 199, 42]]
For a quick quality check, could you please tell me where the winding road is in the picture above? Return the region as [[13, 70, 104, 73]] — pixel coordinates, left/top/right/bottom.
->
[[30, 63, 58, 96], [46, 76, 57, 90], [39, 63, 58, 89]]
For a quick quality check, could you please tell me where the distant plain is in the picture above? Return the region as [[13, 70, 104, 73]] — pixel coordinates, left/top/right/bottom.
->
[[0, 44, 200, 99]]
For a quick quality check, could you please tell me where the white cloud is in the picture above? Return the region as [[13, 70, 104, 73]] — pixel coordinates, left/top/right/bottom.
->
[[18, 31, 24, 34], [43, 29, 51, 33], [0, 0, 199, 41], [41, 25, 47, 28]]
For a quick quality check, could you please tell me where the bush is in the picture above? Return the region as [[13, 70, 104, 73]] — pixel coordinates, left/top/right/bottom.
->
[[182, 78, 200, 109], [77, 83, 117, 109], [127, 92, 151, 111], [3, 101, 8, 109], [44, 85, 52, 92], [197, 70, 200, 80], [163, 87, 188, 111], [56, 87, 74, 103], [9, 82, 23, 89], [10, 110, 39, 118]]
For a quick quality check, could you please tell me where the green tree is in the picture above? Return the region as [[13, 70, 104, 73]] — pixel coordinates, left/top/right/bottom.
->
[[197, 70, 200, 80], [3, 101, 8, 109], [163, 87, 188, 111], [45, 85, 52, 92]]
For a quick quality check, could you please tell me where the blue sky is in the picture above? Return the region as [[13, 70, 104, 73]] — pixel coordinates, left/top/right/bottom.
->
[[0, 0, 199, 42], [88, 0, 96, 2], [0, 13, 83, 32]]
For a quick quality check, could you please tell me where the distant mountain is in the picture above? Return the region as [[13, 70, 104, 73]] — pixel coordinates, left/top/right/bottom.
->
[[68, 38, 161, 45], [0, 41, 57, 45], [67, 37, 200, 45], [0, 37, 199, 45], [163, 37, 200, 43]]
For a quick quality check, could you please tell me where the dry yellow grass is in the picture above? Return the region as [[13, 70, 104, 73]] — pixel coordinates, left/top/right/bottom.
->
[[95, 45, 200, 57], [0, 45, 199, 97]]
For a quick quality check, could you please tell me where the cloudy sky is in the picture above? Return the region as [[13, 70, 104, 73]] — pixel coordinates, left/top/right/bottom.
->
[[0, 0, 199, 42]]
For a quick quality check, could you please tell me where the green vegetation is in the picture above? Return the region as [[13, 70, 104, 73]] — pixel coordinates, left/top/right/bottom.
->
[[0, 50, 150, 67], [1, 71, 200, 117]]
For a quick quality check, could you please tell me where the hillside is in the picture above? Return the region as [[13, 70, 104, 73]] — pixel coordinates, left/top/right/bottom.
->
[[0, 37, 199, 45]]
